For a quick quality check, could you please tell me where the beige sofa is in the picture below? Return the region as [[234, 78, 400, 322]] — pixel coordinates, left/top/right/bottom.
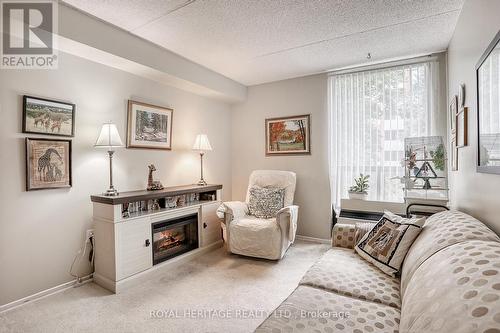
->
[[255, 210, 500, 332]]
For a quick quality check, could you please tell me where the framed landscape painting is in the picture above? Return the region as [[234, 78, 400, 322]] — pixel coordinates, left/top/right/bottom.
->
[[26, 138, 72, 191], [265, 114, 311, 156], [127, 100, 173, 150], [23, 95, 75, 137]]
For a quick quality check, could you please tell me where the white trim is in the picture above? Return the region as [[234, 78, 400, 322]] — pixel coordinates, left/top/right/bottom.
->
[[0, 274, 93, 314], [328, 53, 441, 76], [295, 235, 331, 244]]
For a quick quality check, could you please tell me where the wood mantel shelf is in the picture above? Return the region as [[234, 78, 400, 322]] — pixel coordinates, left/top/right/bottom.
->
[[90, 184, 223, 205]]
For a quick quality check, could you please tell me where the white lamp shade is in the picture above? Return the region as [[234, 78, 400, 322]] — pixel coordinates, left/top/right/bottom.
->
[[94, 123, 124, 148], [192, 134, 212, 151]]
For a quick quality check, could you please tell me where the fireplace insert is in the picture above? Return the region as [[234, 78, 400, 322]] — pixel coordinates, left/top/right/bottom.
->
[[152, 213, 199, 265]]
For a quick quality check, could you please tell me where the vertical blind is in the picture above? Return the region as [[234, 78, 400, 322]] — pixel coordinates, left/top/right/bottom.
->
[[328, 60, 439, 207]]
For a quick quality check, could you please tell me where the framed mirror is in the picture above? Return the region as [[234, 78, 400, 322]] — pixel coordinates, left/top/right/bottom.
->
[[476, 30, 500, 174]]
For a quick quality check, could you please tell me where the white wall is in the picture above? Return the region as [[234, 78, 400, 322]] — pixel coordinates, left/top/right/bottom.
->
[[447, 0, 500, 235], [231, 74, 332, 239], [0, 52, 232, 306]]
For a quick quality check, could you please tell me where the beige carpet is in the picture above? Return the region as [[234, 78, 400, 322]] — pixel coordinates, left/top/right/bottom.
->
[[0, 241, 329, 333]]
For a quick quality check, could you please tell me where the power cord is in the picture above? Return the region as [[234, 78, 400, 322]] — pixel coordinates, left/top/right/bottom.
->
[[69, 233, 94, 284]]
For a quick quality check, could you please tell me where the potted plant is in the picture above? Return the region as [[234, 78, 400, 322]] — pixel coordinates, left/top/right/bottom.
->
[[348, 174, 370, 200]]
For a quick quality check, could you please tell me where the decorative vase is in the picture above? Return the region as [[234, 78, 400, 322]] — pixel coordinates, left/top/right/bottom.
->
[[348, 191, 368, 200]]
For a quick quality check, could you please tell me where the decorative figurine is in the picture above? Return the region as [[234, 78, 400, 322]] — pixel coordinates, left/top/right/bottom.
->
[[147, 164, 164, 191]]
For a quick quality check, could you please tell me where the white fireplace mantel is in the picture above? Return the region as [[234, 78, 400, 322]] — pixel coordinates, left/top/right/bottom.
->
[[91, 184, 223, 293]]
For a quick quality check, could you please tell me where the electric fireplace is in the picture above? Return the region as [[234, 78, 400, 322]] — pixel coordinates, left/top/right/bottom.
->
[[152, 213, 199, 265]]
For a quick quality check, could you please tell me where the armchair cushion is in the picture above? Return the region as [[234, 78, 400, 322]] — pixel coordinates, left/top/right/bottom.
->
[[248, 186, 285, 218]]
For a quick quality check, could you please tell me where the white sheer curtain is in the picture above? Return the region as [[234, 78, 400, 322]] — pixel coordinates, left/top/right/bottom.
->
[[328, 60, 439, 209]]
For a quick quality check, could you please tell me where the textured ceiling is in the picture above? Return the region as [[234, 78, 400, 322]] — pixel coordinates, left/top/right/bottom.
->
[[62, 0, 464, 86]]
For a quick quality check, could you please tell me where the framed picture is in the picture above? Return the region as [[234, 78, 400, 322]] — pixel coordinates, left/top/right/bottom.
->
[[127, 100, 173, 150], [476, 30, 500, 174], [458, 83, 466, 107], [456, 107, 468, 147], [23, 95, 75, 137], [449, 95, 457, 134], [26, 138, 72, 191], [451, 138, 458, 171], [265, 114, 310, 156]]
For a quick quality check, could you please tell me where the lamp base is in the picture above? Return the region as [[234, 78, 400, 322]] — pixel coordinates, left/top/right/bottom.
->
[[197, 179, 208, 186], [103, 188, 119, 196]]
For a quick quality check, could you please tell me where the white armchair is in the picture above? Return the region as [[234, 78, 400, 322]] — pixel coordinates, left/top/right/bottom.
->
[[218, 170, 298, 260]]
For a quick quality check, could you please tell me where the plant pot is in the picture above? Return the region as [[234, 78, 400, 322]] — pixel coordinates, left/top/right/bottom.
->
[[348, 191, 368, 200]]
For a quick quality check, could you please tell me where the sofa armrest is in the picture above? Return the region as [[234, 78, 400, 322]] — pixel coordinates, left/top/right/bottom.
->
[[276, 205, 299, 243], [332, 223, 357, 249]]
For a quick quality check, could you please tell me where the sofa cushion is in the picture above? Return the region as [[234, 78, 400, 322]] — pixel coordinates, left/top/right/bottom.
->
[[228, 216, 281, 259], [355, 213, 423, 277], [400, 210, 500, 296], [300, 248, 401, 309], [255, 285, 401, 333], [400, 240, 500, 333]]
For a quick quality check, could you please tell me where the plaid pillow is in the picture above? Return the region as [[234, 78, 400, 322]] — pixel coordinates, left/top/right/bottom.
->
[[248, 186, 285, 219]]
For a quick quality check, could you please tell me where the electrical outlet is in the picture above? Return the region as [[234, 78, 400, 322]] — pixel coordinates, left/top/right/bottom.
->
[[85, 229, 94, 242]]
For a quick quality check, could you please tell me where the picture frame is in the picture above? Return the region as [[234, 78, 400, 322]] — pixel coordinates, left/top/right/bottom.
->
[[127, 100, 173, 150], [451, 138, 458, 171], [449, 95, 457, 134], [456, 107, 468, 148], [26, 138, 72, 191], [458, 83, 466, 107], [265, 114, 311, 156], [22, 95, 75, 137], [476, 30, 500, 174]]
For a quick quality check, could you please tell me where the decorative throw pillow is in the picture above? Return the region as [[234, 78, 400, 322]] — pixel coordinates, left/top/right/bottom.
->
[[248, 186, 285, 219], [355, 211, 425, 277]]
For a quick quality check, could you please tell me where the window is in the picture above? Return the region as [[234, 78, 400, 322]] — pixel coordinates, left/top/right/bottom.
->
[[328, 60, 439, 206]]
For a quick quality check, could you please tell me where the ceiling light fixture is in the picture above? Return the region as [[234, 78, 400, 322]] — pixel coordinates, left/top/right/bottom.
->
[[367, 53, 372, 60]]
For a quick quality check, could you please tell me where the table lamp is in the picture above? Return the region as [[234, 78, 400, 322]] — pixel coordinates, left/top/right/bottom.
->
[[95, 122, 124, 196], [192, 134, 212, 186]]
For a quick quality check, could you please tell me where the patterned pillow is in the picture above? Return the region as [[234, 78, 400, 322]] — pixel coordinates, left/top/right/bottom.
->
[[355, 211, 425, 277], [248, 186, 285, 219]]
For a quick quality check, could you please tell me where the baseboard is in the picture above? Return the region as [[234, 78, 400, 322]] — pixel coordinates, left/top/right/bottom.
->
[[0, 241, 223, 313], [295, 235, 331, 244], [0, 274, 93, 314]]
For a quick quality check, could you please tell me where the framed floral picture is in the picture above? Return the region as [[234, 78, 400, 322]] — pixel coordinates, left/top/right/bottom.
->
[[127, 100, 173, 150], [26, 138, 72, 191], [265, 114, 310, 156], [23, 95, 75, 137]]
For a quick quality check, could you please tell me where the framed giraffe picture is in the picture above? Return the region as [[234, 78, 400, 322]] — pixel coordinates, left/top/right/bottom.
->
[[22, 95, 76, 137], [26, 138, 72, 191]]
